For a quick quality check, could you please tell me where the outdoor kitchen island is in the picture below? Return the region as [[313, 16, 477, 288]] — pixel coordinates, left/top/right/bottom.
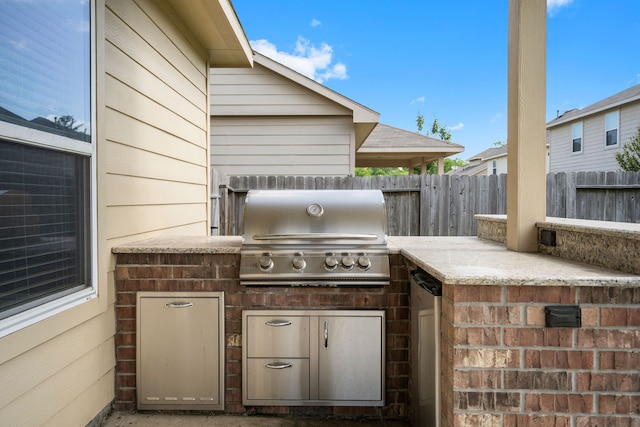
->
[[113, 228, 640, 426]]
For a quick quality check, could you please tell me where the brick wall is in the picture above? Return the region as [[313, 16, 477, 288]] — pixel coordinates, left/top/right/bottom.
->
[[442, 283, 640, 426], [114, 252, 410, 420]]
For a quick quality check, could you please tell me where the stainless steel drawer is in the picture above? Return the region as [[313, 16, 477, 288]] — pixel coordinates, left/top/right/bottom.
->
[[246, 358, 310, 401], [246, 315, 310, 358]]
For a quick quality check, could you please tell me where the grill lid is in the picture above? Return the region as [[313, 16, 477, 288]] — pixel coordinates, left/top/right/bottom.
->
[[241, 189, 388, 247]]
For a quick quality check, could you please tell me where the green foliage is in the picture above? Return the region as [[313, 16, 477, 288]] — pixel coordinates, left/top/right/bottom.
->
[[616, 127, 640, 172], [355, 167, 407, 176], [416, 112, 424, 132], [493, 141, 506, 147], [412, 157, 468, 175]]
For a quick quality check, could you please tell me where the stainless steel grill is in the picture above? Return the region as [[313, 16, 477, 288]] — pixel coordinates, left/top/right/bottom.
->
[[239, 189, 390, 286]]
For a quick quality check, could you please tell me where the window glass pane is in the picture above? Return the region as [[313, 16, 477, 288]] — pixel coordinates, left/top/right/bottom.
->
[[572, 138, 582, 153], [0, 141, 90, 319], [0, 1, 91, 142], [605, 112, 618, 146], [572, 123, 582, 152]]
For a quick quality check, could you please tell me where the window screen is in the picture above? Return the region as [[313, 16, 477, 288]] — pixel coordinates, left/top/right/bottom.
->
[[0, 141, 91, 319]]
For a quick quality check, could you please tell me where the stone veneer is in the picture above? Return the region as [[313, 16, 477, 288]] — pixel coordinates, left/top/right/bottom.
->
[[114, 251, 410, 420]]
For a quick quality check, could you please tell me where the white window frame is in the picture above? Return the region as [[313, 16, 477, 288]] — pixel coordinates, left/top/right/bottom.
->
[[571, 122, 583, 154], [0, 2, 97, 338], [604, 110, 619, 148]]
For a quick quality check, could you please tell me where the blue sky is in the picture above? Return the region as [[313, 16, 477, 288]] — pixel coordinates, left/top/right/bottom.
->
[[232, 0, 640, 159]]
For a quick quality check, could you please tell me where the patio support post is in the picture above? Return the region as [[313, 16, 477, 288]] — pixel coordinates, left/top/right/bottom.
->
[[437, 156, 445, 175], [506, 0, 547, 252]]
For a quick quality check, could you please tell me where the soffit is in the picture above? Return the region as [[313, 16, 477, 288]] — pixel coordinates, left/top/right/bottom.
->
[[168, 0, 253, 67]]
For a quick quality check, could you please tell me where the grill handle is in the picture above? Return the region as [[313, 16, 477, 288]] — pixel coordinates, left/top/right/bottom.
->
[[252, 233, 379, 241]]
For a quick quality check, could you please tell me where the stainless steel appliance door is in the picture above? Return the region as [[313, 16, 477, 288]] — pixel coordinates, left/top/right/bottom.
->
[[411, 269, 442, 427], [317, 315, 383, 402]]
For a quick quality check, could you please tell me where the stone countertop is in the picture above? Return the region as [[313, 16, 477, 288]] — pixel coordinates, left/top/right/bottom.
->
[[112, 235, 639, 287], [111, 235, 242, 254], [389, 236, 639, 287]]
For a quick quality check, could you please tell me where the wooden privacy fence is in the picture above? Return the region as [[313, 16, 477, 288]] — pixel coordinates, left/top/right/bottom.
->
[[214, 171, 640, 237]]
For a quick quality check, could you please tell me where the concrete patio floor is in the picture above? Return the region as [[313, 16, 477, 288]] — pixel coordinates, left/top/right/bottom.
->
[[102, 412, 410, 427]]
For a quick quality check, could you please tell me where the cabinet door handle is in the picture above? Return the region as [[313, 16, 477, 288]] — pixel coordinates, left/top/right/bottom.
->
[[264, 362, 293, 369], [324, 320, 329, 348], [264, 320, 292, 327], [165, 302, 193, 308]]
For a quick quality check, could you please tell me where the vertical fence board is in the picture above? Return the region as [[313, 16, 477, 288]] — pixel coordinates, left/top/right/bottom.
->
[[217, 172, 640, 236]]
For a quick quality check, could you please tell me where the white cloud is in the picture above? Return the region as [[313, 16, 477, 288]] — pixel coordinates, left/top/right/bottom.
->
[[410, 96, 425, 105], [491, 113, 502, 123], [251, 37, 348, 83], [310, 19, 321, 27], [547, 0, 573, 15], [449, 122, 464, 131]]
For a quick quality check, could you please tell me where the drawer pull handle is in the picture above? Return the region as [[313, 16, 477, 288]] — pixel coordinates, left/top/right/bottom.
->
[[264, 362, 293, 369], [165, 302, 193, 308], [264, 320, 292, 327]]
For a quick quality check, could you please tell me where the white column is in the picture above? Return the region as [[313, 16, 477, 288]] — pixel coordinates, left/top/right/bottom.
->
[[506, 0, 547, 252]]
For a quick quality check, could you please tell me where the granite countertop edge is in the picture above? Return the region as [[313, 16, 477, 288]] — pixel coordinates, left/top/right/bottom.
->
[[112, 235, 640, 287]]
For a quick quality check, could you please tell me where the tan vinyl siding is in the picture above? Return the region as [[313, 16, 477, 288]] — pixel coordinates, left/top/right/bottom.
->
[[211, 117, 353, 176], [211, 65, 351, 117], [549, 101, 640, 173], [105, 0, 209, 237]]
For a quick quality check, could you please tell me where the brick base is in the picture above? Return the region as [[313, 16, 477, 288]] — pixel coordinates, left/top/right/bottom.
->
[[114, 252, 409, 420]]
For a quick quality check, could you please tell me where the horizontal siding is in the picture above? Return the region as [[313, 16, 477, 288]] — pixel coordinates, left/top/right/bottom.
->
[[0, 310, 115, 426], [106, 175, 207, 206], [106, 142, 206, 185], [549, 101, 640, 172], [105, 108, 206, 165], [105, 0, 210, 237], [106, 75, 206, 146], [106, 204, 207, 239], [211, 64, 349, 116], [211, 117, 352, 176]]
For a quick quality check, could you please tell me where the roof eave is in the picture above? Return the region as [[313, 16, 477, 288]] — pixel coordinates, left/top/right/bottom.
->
[[168, 0, 253, 67]]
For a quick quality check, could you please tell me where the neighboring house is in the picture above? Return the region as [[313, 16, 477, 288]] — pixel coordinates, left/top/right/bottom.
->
[[210, 52, 379, 176], [356, 123, 464, 174], [0, 1, 251, 425], [547, 83, 640, 173], [449, 145, 508, 176]]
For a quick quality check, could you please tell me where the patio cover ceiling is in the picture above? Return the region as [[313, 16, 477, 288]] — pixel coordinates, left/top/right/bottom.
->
[[356, 123, 465, 168]]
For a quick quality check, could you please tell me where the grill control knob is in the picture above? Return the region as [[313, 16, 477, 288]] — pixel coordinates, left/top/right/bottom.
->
[[357, 256, 371, 270], [341, 255, 355, 270], [324, 256, 339, 271], [259, 256, 273, 272], [292, 256, 306, 271]]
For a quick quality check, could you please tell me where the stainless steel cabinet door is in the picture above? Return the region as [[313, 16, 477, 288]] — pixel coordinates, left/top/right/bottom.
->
[[317, 315, 383, 402], [137, 293, 223, 410]]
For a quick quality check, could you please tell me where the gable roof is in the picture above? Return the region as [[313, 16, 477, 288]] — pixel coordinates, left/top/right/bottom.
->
[[467, 145, 507, 162], [252, 52, 380, 148], [448, 144, 506, 176], [547, 83, 640, 128], [356, 123, 464, 168]]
